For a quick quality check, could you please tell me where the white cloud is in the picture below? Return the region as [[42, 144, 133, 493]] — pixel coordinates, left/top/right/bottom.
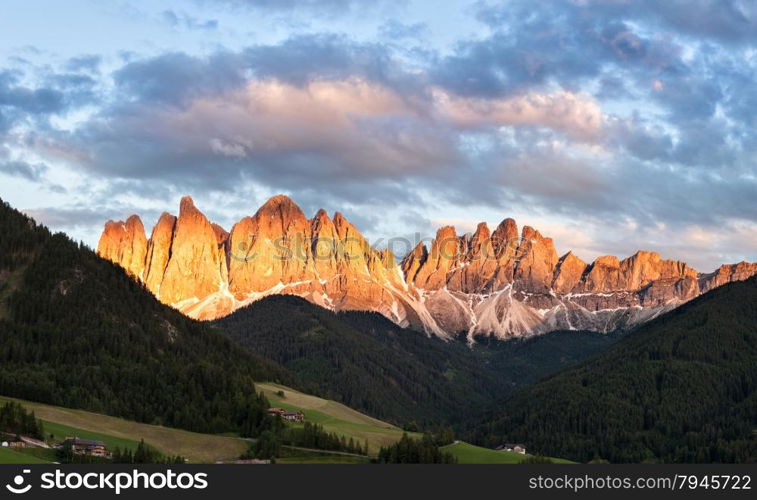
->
[[432, 89, 605, 141], [209, 138, 246, 158]]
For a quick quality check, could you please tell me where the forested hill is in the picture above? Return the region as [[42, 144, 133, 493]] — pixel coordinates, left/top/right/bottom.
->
[[0, 198, 288, 436], [467, 275, 757, 463], [217, 294, 506, 426], [215, 294, 622, 427]]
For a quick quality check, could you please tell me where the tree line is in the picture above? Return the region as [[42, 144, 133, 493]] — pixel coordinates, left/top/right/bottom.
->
[[0, 401, 44, 440]]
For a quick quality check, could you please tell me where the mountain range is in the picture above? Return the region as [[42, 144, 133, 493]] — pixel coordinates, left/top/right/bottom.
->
[[98, 194, 757, 339], [2, 195, 755, 462]]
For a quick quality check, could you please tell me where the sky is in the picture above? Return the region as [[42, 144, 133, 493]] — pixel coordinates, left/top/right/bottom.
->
[[1, 0, 756, 271]]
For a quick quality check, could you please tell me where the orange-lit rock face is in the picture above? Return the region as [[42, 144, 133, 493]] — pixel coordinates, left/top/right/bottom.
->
[[552, 252, 587, 294], [97, 195, 757, 340], [513, 226, 559, 292], [97, 215, 147, 280], [98, 194, 417, 327], [158, 196, 227, 305], [144, 212, 176, 295], [228, 194, 316, 296]]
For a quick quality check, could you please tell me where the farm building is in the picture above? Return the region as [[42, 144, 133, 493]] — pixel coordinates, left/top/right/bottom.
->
[[497, 444, 527, 455], [267, 408, 305, 422], [63, 437, 110, 458]]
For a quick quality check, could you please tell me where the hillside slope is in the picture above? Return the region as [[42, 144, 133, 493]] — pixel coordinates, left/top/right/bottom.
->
[[256, 382, 411, 454], [468, 276, 757, 463], [0, 395, 247, 463], [215, 295, 622, 426], [0, 198, 287, 436]]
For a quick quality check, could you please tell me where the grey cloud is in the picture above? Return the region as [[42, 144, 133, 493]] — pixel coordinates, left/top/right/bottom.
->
[[113, 51, 246, 106], [65, 55, 102, 73], [24, 206, 117, 229], [0, 70, 66, 115], [439, 3, 682, 98], [0, 67, 98, 134], [0, 159, 48, 181], [57, 36, 456, 204], [161, 10, 218, 30], [111, 35, 409, 108], [630, 0, 757, 45], [110, 35, 410, 108], [61, 102, 460, 200], [242, 34, 423, 94], [459, 0, 757, 179], [378, 20, 428, 41], [477, 0, 757, 45]]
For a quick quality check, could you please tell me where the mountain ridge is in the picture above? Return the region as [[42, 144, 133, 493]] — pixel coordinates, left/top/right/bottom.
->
[[97, 194, 757, 339], [467, 274, 757, 463]]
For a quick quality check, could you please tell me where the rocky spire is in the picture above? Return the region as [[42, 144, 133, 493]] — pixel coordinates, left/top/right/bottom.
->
[[96, 214, 148, 280], [228, 194, 315, 296], [158, 196, 226, 304], [552, 251, 588, 294], [144, 212, 177, 294], [401, 242, 429, 283], [411, 226, 462, 290], [513, 226, 559, 292]]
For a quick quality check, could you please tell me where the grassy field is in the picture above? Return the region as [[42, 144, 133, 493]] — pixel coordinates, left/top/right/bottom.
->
[[441, 441, 576, 464], [0, 446, 51, 464], [276, 446, 371, 464], [257, 382, 414, 455], [41, 420, 141, 452], [0, 395, 246, 463], [277, 455, 370, 464]]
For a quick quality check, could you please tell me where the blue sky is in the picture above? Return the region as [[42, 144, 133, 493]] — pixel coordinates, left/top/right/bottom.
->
[[1, 0, 756, 270]]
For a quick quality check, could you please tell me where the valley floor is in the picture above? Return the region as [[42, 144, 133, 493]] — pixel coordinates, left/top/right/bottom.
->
[[1, 387, 573, 465]]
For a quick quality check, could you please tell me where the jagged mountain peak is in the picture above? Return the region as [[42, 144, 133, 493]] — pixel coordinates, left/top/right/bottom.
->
[[125, 213, 144, 226], [179, 195, 197, 213], [97, 195, 757, 340], [97, 215, 148, 280], [312, 208, 330, 223], [255, 194, 306, 221]]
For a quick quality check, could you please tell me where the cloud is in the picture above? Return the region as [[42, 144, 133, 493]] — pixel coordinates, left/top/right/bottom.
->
[[433, 89, 605, 141], [65, 55, 102, 73], [113, 51, 246, 106], [587, 0, 757, 45], [0, 70, 66, 117], [241, 34, 417, 92], [210, 0, 405, 16], [0, 159, 48, 181], [161, 10, 218, 31], [0, 67, 98, 135], [23, 206, 115, 229], [60, 77, 461, 197], [378, 20, 428, 41]]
